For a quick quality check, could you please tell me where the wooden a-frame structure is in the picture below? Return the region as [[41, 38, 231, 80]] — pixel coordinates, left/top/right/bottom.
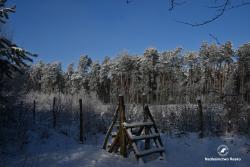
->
[[102, 94, 165, 162]]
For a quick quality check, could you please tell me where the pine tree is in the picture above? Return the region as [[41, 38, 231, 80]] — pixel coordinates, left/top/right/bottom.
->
[[89, 61, 101, 97], [0, 0, 36, 80], [28, 61, 44, 91], [237, 43, 250, 103], [77, 55, 92, 75], [40, 62, 64, 93], [100, 56, 111, 103]]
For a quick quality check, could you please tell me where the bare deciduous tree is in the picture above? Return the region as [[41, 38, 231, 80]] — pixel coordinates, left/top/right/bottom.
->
[[172, 0, 250, 26], [126, 0, 250, 26]]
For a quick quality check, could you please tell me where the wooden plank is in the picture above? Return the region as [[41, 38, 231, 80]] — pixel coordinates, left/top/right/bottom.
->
[[135, 126, 144, 136], [148, 128, 165, 159], [154, 135, 166, 159], [123, 122, 153, 128], [108, 130, 120, 153], [102, 106, 119, 149], [118, 95, 127, 157], [126, 131, 140, 160], [126, 129, 140, 154], [126, 128, 133, 139], [131, 133, 160, 141], [137, 147, 165, 157], [120, 128, 127, 157], [144, 106, 164, 146]]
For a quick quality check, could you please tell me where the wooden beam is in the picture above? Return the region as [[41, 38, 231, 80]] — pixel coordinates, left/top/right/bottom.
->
[[102, 106, 119, 149], [118, 95, 127, 157], [144, 106, 164, 146], [130, 133, 160, 141], [123, 122, 153, 128], [108, 130, 121, 153]]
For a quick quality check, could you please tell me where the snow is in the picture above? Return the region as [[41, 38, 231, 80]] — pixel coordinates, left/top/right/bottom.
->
[[165, 133, 250, 167], [6, 129, 138, 167], [4, 129, 250, 167]]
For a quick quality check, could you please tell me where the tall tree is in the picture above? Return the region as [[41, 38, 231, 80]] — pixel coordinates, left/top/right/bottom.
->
[[77, 55, 92, 75], [237, 43, 250, 103], [40, 62, 64, 93], [77, 55, 92, 91], [0, 0, 36, 81], [89, 61, 101, 96], [100, 56, 111, 103]]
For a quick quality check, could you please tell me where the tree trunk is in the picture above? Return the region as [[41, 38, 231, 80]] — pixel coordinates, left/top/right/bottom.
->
[[79, 99, 84, 143], [197, 99, 203, 138]]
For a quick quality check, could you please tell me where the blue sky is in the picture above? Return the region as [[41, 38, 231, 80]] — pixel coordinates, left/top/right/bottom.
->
[[5, 0, 250, 68]]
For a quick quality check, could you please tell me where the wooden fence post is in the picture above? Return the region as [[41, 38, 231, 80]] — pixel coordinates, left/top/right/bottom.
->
[[33, 100, 36, 125], [197, 99, 203, 138], [247, 107, 250, 132], [79, 99, 84, 143], [142, 93, 150, 149], [226, 104, 232, 133], [118, 95, 127, 157], [52, 97, 56, 128]]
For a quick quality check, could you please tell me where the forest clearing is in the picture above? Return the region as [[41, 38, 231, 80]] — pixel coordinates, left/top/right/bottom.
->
[[1, 0, 250, 167]]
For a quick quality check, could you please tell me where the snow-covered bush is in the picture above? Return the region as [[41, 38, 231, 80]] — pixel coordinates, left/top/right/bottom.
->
[[20, 91, 250, 140], [22, 91, 109, 140]]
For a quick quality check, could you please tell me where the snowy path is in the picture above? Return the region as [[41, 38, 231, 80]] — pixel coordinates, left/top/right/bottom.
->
[[6, 129, 250, 167]]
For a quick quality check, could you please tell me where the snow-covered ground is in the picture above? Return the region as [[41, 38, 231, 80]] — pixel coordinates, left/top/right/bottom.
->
[[3, 128, 250, 167]]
